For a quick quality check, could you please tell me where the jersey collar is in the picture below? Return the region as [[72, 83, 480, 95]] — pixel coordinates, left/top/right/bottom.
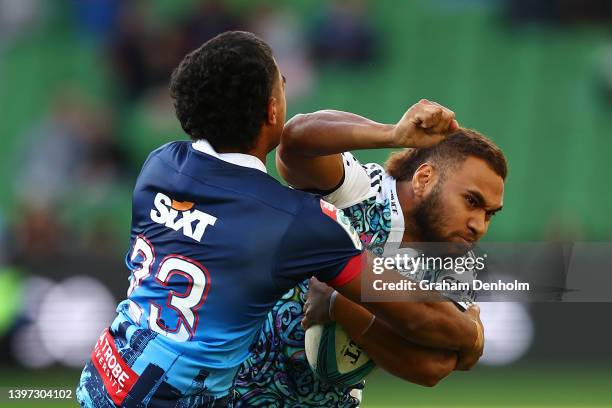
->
[[192, 139, 268, 174], [382, 175, 413, 256]]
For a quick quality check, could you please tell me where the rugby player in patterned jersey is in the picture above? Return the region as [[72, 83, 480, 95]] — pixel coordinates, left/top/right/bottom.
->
[[235, 102, 507, 406]]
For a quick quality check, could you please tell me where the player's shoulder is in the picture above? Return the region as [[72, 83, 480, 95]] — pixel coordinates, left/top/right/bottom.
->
[[323, 152, 387, 209], [283, 189, 340, 221], [342, 151, 389, 198], [341, 152, 383, 173], [149, 140, 188, 156], [360, 160, 386, 193], [138, 141, 190, 174], [140, 141, 315, 216]]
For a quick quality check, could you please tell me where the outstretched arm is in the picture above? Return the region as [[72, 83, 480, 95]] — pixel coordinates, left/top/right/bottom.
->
[[276, 100, 458, 191]]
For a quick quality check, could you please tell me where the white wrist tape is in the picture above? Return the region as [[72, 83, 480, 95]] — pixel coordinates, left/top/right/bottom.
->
[[329, 290, 338, 321]]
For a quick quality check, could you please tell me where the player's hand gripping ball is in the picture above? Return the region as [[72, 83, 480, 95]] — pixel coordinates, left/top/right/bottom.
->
[[303, 278, 376, 387]]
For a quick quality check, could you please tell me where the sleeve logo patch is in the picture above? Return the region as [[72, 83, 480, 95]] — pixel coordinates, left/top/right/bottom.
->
[[320, 199, 363, 250], [91, 328, 139, 405], [320, 200, 338, 220]]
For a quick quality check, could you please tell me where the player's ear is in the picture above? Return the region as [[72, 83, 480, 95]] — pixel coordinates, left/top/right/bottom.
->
[[266, 97, 278, 126], [412, 163, 434, 198]]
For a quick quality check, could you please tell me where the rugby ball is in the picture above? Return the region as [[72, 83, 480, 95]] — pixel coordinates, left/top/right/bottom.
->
[[305, 322, 376, 387]]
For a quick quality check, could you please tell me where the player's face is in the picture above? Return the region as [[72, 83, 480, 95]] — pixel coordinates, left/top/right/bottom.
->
[[269, 61, 287, 147], [413, 157, 504, 246]]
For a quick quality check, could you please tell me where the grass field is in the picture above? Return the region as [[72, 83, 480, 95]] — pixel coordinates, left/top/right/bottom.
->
[[0, 364, 610, 407], [362, 365, 612, 407]]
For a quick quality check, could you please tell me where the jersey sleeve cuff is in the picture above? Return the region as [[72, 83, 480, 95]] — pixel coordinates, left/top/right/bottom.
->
[[323, 153, 373, 209], [327, 252, 364, 288]]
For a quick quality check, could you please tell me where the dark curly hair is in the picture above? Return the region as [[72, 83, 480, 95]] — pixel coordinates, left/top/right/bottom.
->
[[170, 31, 277, 151], [385, 128, 508, 181]]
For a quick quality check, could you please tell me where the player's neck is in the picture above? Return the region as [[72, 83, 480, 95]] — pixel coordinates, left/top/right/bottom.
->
[[244, 130, 278, 166], [214, 144, 269, 166], [245, 145, 269, 166], [396, 180, 420, 244]]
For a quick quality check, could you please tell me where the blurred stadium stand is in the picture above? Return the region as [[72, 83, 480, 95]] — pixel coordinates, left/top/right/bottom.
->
[[0, 0, 610, 406]]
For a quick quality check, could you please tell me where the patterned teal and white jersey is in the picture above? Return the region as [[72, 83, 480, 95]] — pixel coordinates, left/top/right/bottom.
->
[[331, 153, 478, 310], [234, 152, 477, 407], [326, 152, 403, 255]]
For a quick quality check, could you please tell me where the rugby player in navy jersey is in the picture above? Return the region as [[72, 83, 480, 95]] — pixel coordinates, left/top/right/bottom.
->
[[235, 108, 506, 406], [76, 31, 483, 408]]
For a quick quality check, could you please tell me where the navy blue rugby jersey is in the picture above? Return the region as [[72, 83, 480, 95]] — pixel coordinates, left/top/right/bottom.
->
[[76, 140, 363, 407]]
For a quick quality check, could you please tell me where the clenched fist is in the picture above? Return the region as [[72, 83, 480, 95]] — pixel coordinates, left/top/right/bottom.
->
[[390, 99, 459, 149]]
